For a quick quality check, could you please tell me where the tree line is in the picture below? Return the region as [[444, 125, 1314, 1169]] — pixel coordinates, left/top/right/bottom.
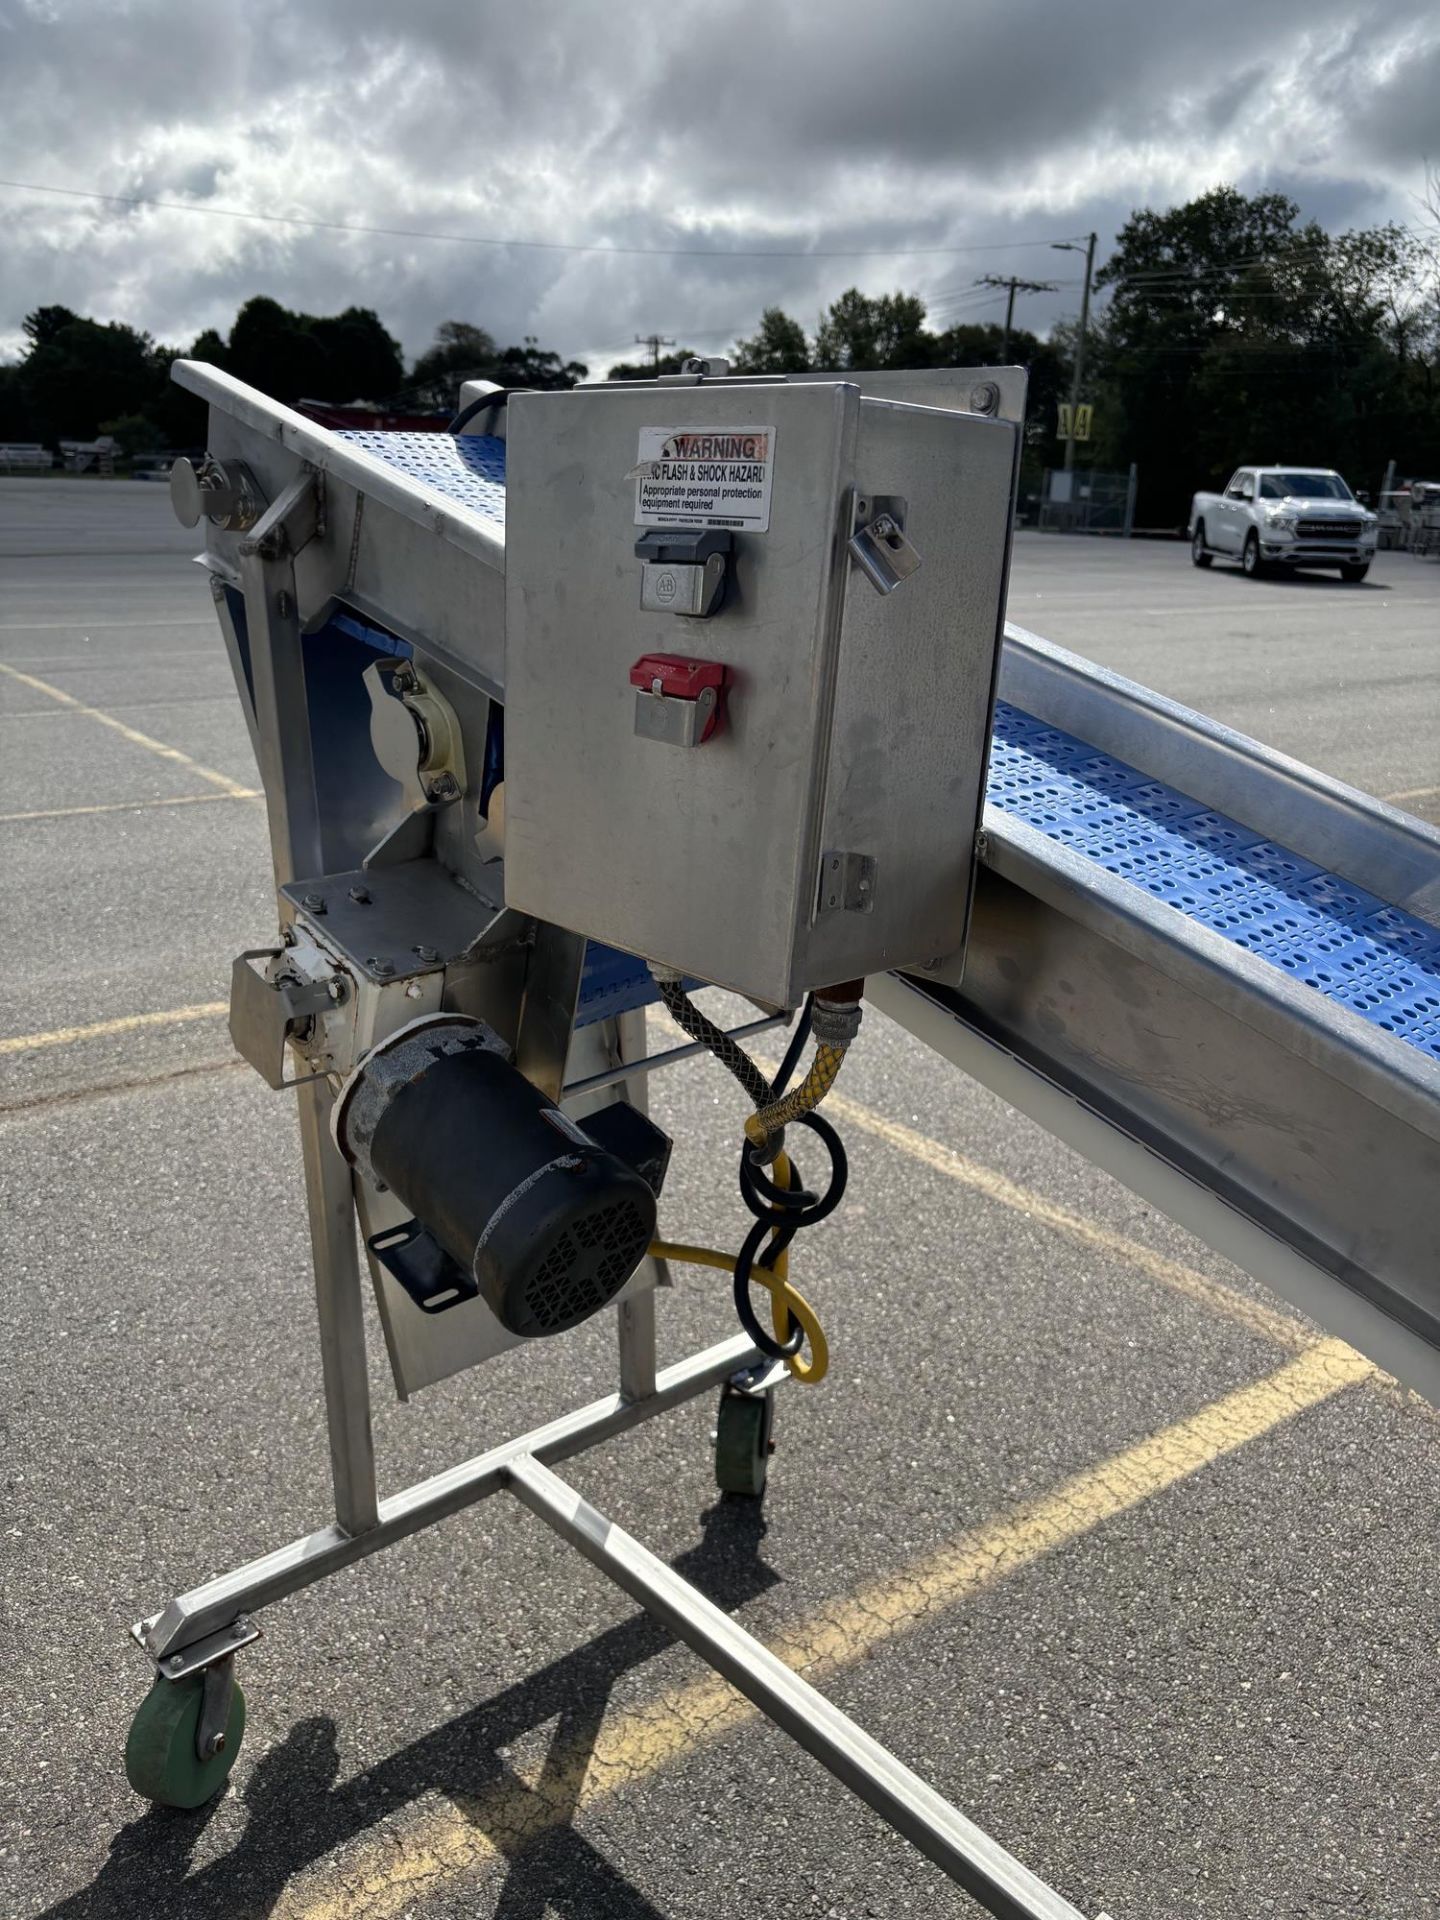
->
[[3, 187, 1436, 526]]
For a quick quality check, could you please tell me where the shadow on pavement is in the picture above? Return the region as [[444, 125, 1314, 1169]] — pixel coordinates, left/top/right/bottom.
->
[[41, 1499, 776, 1920], [1215, 565, 1391, 590]]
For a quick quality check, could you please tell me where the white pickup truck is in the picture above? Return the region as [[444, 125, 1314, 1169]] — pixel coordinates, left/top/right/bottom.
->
[[1189, 466, 1378, 581]]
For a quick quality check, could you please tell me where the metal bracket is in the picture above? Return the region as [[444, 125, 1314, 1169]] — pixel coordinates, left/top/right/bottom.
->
[[196, 1656, 236, 1761], [728, 1358, 790, 1397], [817, 850, 877, 916], [849, 495, 922, 595], [230, 947, 337, 1090], [237, 467, 324, 562], [364, 659, 467, 810], [130, 1610, 260, 1679]]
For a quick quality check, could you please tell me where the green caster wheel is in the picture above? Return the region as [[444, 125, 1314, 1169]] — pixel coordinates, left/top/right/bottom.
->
[[125, 1665, 246, 1808], [715, 1385, 775, 1497]]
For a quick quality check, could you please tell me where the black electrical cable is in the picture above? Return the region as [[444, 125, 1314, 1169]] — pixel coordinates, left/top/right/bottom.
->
[[732, 1111, 848, 1361], [449, 389, 510, 435], [768, 995, 813, 1100], [655, 979, 773, 1110], [653, 978, 847, 1367]]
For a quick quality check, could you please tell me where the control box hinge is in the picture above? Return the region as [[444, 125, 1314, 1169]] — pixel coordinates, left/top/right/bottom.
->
[[817, 851, 877, 916]]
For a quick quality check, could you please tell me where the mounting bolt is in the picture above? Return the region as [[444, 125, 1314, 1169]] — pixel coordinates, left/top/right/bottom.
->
[[302, 892, 326, 914], [412, 944, 440, 963], [969, 381, 999, 415], [210, 1732, 226, 1755], [348, 885, 371, 904], [165, 1656, 184, 1675], [428, 773, 460, 802], [368, 957, 395, 979], [326, 978, 347, 1003]]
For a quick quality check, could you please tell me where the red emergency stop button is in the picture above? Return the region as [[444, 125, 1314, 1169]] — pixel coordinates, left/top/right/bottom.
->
[[629, 654, 727, 745]]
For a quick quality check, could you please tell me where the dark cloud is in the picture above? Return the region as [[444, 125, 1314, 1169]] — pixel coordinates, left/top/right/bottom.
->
[[0, 0, 1433, 372]]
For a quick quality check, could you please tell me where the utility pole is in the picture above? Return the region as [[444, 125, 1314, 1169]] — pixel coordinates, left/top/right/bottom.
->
[[1053, 232, 1097, 473], [635, 333, 676, 370], [974, 275, 1059, 359]]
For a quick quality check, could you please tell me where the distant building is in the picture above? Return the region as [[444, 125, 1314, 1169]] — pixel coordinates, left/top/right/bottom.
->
[[294, 399, 450, 433]]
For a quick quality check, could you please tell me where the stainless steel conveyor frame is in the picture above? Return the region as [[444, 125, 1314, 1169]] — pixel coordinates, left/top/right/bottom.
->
[[122, 360, 1440, 1917]]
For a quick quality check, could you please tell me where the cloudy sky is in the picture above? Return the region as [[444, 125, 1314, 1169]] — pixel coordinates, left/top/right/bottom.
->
[[1, 0, 1436, 377]]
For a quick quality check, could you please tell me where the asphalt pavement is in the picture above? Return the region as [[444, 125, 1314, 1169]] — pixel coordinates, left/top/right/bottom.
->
[[2, 478, 1438, 1920]]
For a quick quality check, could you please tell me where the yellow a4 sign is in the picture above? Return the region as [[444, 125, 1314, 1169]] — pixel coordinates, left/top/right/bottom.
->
[[1057, 402, 1093, 441]]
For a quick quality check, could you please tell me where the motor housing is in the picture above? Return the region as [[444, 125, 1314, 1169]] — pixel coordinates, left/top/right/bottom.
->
[[334, 1017, 660, 1338]]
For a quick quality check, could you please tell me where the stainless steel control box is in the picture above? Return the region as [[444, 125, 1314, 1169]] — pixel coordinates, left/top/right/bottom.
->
[[503, 379, 1018, 1006]]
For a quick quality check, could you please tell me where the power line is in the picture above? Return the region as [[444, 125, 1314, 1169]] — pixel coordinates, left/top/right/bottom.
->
[[1100, 236, 1428, 289], [0, 176, 1089, 261]]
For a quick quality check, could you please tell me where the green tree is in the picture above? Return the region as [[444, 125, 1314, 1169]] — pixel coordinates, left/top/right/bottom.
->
[[1088, 186, 1440, 523], [492, 335, 588, 390], [0, 364, 37, 442], [22, 305, 82, 349], [308, 306, 404, 399], [411, 320, 499, 406], [226, 296, 326, 404], [19, 312, 156, 442], [813, 290, 933, 369], [732, 308, 810, 373], [98, 411, 165, 454]]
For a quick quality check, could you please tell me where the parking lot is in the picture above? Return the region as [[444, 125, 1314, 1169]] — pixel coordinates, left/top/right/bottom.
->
[[3, 477, 1438, 1920]]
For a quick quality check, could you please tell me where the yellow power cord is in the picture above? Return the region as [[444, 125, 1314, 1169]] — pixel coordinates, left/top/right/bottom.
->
[[649, 1153, 830, 1385], [743, 1043, 848, 1151]]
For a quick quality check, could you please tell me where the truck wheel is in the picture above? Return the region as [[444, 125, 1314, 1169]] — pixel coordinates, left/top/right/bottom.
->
[[1339, 562, 1370, 583], [1242, 531, 1264, 578], [1191, 524, 1212, 567]]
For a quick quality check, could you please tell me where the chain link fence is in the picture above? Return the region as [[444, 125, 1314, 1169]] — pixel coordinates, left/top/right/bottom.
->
[[1038, 464, 1138, 535]]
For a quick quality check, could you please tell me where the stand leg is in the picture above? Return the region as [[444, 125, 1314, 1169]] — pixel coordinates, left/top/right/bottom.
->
[[507, 1455, 1086, 1920], [615, 1006, 660, 1400], [298, 1077, 378, 1534]]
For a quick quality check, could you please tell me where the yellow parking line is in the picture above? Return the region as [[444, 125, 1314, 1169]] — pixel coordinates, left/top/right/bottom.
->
[[0, 790, 260, 825], [0, 661, 252, 797], [281, 1336, 1369, 1920], [696, 1015, 1309, 1355], [0, 1002, 227, 1057], [819, 1086, 1311, 1352]]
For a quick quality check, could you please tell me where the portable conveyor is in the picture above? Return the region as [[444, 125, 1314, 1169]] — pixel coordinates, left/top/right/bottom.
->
[[119, 356, 1439, 1920]]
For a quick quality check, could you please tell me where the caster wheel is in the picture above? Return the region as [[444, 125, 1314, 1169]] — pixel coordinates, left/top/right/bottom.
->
[[125, 1669, 246, 1808], [715, 1386, 774, 1497]]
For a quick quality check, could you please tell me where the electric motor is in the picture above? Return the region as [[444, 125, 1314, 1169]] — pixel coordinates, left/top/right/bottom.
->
[[334, 1017, 660, 1338]]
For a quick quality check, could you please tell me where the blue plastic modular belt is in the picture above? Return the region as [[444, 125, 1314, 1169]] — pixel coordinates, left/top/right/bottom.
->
[[336, 431, 507, 529], [989, 702, 1440, 1064], [577, 944, 660, 1027]]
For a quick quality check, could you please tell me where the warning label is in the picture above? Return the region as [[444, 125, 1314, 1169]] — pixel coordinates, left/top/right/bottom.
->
[[632, 424, 776, 532]]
